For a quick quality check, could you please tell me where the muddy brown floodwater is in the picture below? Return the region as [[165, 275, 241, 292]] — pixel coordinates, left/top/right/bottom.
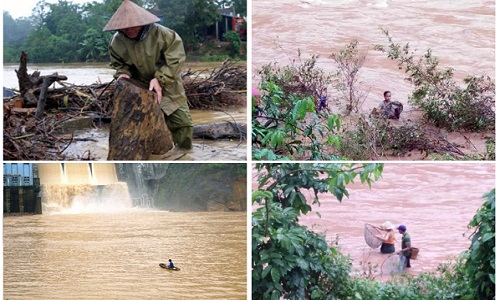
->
[[252, 163, 495, 280], [252, 0, 495, 158], [4, 211, 246, 299], [63, 107, 247, 161]]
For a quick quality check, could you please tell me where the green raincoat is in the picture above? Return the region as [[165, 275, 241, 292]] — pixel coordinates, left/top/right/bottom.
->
[[109, 24, 193, 149]]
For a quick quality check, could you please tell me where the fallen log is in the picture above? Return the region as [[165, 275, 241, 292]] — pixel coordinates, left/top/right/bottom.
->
[[193, 122, 246, 140], [107, 78, 173, 160]]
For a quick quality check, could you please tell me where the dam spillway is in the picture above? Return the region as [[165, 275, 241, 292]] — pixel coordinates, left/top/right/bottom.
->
[[38, 163, 131, 214]]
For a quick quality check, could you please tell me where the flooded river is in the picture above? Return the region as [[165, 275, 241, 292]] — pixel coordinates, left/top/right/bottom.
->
[[4, 211, 246, 299], [251, 0, 494, 159], [252, 0, 495, 110], [252, 163, 495, 278], [3, 63, 247, 161]]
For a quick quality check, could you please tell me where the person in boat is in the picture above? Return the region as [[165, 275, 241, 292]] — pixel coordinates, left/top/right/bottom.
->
[[103, 0, 193, 150], [397, 224, 412, 268], [375, 221, 396, 254], [378, 91, 403, 119], [168, 259, 175, 269]]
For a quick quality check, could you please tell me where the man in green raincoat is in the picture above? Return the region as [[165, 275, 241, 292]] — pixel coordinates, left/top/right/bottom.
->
[[103, 0, 193, 150]]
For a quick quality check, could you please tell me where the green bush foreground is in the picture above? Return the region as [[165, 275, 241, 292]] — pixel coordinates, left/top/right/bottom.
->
[[252, 164, 495, 300]]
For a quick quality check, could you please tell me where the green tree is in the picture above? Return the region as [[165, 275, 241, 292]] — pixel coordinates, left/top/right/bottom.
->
[[3, 12, 36, 62], [3, 12, 34, 46], [23, 0, 87, 62], [77, 28, 109, 62], [145, 0, 220, 47], [223, 30, 241, 57], [464, 188, 495, 299], [252, 163, 384, 299]]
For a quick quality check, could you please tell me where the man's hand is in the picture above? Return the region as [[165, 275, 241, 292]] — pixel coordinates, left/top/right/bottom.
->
[[118, 74, 130, 79], [149, 78, 162, 104]]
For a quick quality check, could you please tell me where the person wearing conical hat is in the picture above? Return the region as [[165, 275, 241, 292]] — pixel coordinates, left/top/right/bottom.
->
[[104, 0, 193, 150], [375, 221, 396, 254]]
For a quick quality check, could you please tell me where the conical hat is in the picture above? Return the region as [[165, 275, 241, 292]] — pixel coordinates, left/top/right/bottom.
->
[[380, 221, 395, 230], [103, 0, 160, 31]]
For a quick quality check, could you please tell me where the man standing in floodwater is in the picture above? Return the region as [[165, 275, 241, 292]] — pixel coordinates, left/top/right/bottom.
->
[[103, 0, 193, 150], [378, 91, 403, 119], [397, 224, 412, 268]]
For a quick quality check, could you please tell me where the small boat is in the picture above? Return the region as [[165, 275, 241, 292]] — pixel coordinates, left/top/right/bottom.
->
[[159, 263, 180, 271]]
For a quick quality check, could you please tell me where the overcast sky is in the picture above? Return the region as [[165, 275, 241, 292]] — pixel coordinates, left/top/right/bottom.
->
[[3, 0, 103, 19]]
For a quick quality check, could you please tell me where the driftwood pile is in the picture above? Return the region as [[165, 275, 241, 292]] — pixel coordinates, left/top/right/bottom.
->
[[183, 59, 246, 108], [3, 53, 246, 160]]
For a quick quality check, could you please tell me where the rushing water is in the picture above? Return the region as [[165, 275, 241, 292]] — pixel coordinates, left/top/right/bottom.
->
[[3, 163, 246, 298], [251, 0, 494, 158], [252, 163, 495, 279], [3, 63, 248, 161], [4, 211, 246, 299], [38, 163, 131, 213], [252, 0, 495, 110]]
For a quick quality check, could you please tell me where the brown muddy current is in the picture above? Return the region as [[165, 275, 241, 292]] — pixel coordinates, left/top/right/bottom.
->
[[252, 0, 495, 156], [252, 163, 495, 279], [4, 211, 246, 299], [252, 0, 495, 105]]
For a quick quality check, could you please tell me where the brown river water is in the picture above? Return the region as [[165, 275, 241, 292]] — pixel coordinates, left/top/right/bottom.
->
[[4, 211, 246, 299], [252, 163, 495, 279], [3, 63, 248, 161], [4, 163, 247, 299], [252, 0, 495, 157]]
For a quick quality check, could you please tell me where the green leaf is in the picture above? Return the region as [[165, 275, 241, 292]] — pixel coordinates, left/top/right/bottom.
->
[[270, 267, 281, 284], [482, 232, 495, 242], [252, 191, 274, 203], [262, 264, 272, 279], [270, 131, 285, 147]]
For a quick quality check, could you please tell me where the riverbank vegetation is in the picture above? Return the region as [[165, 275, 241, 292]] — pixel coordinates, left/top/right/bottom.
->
[[252, 30, 495, 161], [252, 163, 495, 299], [3, 0, 246, 63]]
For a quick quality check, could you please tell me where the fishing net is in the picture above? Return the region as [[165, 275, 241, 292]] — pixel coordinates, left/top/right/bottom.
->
[[364, 223, 382, 249], [380, 254, 406, 275]]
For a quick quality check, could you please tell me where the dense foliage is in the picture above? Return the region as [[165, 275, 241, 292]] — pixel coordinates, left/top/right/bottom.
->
[[252, 164, 495, 299], [463, 188, 495, 299], [223, 30, 242, 57], [3, 0, 246, 63], [253, 55, 342, 160], [252, 163, 384, 299]]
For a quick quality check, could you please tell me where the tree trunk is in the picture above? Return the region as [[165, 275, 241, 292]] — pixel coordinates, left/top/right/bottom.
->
[[107, 78, 173, 160], [15, 52, 67, 110]]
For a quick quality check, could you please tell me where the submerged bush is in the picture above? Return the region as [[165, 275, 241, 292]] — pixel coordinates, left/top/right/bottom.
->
[[259, 51, 333, 108], [374, 29, 495, 132]]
